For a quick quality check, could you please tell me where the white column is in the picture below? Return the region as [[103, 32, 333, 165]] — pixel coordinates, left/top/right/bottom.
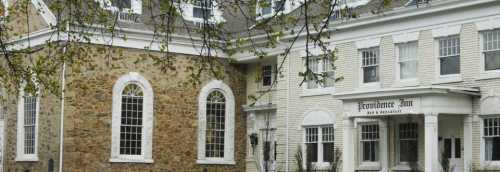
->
[[463, 115, 473, 172], [379, 119, 389, 172], [425, 113, 440, 172], [343, 117, 355, 172]]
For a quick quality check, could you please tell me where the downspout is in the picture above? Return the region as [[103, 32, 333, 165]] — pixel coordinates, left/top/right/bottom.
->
[[58, 46, 66, 172], [285, 57, 291, 172]]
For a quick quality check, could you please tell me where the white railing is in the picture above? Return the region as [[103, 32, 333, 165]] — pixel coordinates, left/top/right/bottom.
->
[[116, 11, 140, 23]]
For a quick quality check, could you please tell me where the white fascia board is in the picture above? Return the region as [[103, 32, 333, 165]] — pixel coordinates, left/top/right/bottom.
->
[[31, 0, 57, 26], [6, 27, 227, 57]]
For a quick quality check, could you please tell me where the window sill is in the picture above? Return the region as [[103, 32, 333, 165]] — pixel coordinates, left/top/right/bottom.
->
[[358, 82, 381, 91], [301, 87, 335, 97], [197, 159, 236, 165], [432, 74, 462, 84], [393, 79, 419, 87], [479, 161, 500, 170], [357, 162, 381, 171], [109, 158, 154, 164], [477, 70, 500, 81], [15, 155, 39, 162]]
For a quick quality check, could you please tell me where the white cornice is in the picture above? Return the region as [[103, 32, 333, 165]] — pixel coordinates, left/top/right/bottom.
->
[[32, 0, 57, 26]]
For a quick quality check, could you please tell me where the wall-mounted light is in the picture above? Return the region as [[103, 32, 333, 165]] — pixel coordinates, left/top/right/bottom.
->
[[249, 133, 258, 154]]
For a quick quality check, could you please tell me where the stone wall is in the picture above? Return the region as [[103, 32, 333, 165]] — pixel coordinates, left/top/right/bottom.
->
[[3, 45, 247, 172]]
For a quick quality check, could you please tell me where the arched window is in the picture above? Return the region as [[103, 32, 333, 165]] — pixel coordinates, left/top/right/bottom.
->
[[110, 72, 153, 163], [197, 80, 235, 164], [205, 90, 226, 158], [302, 110, 335, 165]]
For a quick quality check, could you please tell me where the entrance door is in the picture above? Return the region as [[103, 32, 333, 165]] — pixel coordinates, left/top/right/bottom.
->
[[440, 137, 463, 172]]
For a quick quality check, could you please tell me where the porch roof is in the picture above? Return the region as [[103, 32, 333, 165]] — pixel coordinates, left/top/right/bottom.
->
[[333, 86, 480, 101]]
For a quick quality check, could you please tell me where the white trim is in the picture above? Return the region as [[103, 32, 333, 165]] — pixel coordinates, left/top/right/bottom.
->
[[434, 35, 462, 84], [394, 41, 419, 87], [176, 0, 224, 24], [478, 29, 500, 80], [355, 38, 380, 49], [197, 80, 235, 165], [95, 0, 142, 14], [110, 72, 154, 163], [479, 115, 500, 170], [392, 32, 420, 44], [15, 88, 40, 162], [30, 0, 57, 26], [358, 47, 381, 90], [475, 16, 500, 31], [432, 25, 462, 38]]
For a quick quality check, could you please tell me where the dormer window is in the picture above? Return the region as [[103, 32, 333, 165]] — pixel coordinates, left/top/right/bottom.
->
[[176, 0, 224, 24], [193, 0, 213, 19], [257, 0, 285, 19], [112, 0, 132, 10], [96, 0, 142, 14]]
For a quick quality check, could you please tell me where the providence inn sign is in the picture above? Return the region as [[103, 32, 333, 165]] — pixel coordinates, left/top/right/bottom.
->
[[357, 98, 418, 115]]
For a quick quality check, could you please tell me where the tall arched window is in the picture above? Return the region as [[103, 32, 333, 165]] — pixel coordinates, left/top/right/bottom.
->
[[110, 72, 153, 163], [197, 80, 235, 165], [205, 90, 226, 158]]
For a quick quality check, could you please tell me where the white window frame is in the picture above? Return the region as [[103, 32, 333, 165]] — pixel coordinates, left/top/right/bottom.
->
[[359, 47, 381, 89], [300, 48, 336, 97], [15, 86, 40, 162], [480, 116, 500, 169], [197, 80, 235, 165], [395, 122, 419, 165], [358, 123, 380, 168], [479, 29, 500, 80], [110, 72, 154, 163], [261, 64, 275, 88], [256, 0, 285, 20], [395, 42, 419, 86], [434, 35, 462, 84], [176, 0, 224, 24], [95, 0, 142, 14], [303, 125, 335, 169]]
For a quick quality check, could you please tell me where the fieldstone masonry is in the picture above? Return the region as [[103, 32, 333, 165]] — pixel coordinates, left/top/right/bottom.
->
[[3, 45, 247, 172]]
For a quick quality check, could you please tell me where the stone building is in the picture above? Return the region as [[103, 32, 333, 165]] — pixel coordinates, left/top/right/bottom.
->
[[2, 0, 500, 172]]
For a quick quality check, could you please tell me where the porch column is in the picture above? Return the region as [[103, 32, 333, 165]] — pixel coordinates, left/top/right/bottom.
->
[[463, 115, 473, 172], [343, 117, 355, 172], [379, 118, 389, 172], [425, 113, 440, 172]]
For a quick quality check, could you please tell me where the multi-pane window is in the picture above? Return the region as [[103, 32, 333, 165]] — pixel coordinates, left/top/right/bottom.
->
[[484, 118, 500, 161], [205, 90, 226, 158], [306, 57, 335, 89], [360, 124, 379, 162], [304, 126, 334, 163], [397, 42, 418, 80], [398, 123, 418, 162], [262, 65, 273, 87], [119, 84, 143, 155], [361, 47, 380, 83], [322, 127, 335, 162], [193, 0, 213, 19], [305, 127, 318, 162], [438, 36, 460, 75], [482, 29, 500, 71], [111, 0, 131, 10], [23, 96, 37, 155], [259, 0, 284, 17]]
